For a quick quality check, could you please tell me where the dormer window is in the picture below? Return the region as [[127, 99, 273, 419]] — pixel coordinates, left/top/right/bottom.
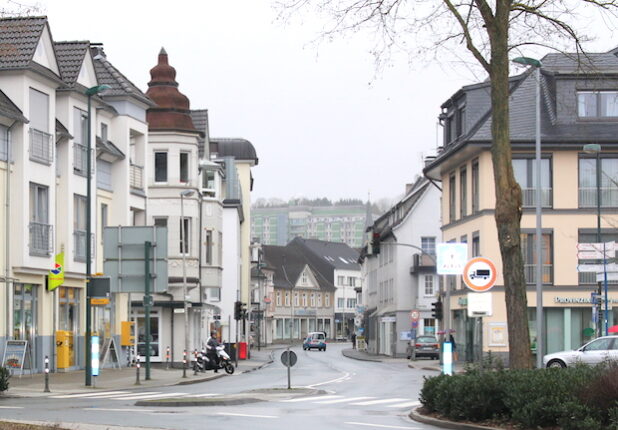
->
[[578, 91, 618, 118], [443, 102, 466, 144]]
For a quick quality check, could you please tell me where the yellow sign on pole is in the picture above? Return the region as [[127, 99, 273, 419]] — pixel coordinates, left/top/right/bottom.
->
[[48, 252, 64, 291]]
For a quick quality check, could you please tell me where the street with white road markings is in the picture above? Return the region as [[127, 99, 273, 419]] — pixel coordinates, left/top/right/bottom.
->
[[0, 343, 442, 430]]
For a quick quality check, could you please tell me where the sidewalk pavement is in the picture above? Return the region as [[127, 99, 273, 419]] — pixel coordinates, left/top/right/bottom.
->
[[342, 348, 466, 373], [5, 349, 274, 398]]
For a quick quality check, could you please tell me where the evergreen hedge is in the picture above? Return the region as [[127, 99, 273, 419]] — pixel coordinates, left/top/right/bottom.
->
[[0, 366, 9, 393], [419, 361, 618, 429]]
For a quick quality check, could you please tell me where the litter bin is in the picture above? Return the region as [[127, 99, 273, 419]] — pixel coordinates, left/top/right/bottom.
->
[[238, 342, 247, 359]]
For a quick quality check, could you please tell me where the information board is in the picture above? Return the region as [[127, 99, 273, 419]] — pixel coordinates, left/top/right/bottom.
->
[[2, 340, 32, 376]]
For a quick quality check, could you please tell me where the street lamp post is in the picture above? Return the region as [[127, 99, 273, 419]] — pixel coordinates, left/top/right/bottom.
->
[[513, 56, 543, 368], [84, 84, 109, 387], [180, 189, 195, 374], [583, 143, 608, 336]]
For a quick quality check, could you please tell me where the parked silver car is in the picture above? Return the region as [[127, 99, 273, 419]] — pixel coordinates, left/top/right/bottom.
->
[[542, 335, 618, 368]]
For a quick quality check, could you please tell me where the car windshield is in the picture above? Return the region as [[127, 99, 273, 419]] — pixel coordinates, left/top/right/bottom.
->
[[417, 336, 436, 343]]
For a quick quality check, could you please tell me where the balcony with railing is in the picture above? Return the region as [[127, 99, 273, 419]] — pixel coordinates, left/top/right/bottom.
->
[[29, 222, 53, 256], [74, 230, 94, 261], [130, 163, 144, 189], [29, 128, 53, 165], [579, 187, 618, 208], [73, 142, 93, 177], [521, 188, 553, 207], [523, 263, 553, 284]]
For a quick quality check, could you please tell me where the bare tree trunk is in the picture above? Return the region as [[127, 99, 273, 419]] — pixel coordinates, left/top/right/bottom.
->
[[488, 0, 532, 370]]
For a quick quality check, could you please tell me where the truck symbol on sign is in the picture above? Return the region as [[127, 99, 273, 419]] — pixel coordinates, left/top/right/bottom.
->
[[470, 269, 491, 280]]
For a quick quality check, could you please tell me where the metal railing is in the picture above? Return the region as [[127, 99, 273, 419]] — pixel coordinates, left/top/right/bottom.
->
[[579, 271, 618, 286], [29, 128, 53, 165], [130, 164, 144, 189], [29, 222, 53, 256], [579, 187, 618, 207], [523, 264, 553, 284], [521, 187, 553, 207], [73, 142, 89, 176], [73, 230, 95, 261]]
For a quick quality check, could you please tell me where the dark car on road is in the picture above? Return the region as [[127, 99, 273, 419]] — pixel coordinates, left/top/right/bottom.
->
[[407, 335, 439, 359]]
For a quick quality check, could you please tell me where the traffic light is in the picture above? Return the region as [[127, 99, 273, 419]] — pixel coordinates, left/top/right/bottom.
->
[[431, 300, 443, 320], [371, 232, 380, 255], [241, 303, 247, 319], [234, 301, 242, 320]]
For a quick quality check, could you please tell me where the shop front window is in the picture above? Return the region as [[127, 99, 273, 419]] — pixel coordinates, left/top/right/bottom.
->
[[13, 284, 37, 350], [59, 287, 80, 332]]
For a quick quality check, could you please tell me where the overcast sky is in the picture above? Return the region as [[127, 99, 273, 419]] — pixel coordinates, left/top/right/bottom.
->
[[24, 0, 617, 203]]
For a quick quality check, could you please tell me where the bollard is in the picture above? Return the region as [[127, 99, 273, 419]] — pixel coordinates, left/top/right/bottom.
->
[[135, 355, 141, 385], [165, 346, 170, 370], [182, 349, 187, 378], [44, 355, 50, 393], [193, 349, 198, 375]]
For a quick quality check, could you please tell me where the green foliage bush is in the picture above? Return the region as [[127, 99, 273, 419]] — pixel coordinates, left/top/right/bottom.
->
[[419, 361, 618, 429], [0, 366, 9, 392]]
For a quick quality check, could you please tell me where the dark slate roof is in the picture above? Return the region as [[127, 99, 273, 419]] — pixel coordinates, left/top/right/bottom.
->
[[91, 46, 155, 107], [425, 48, 618, 180], [55, 119, 71, 141], [55, 41, 88, 86], [541, 49, 618, 74], [0, 16, 47, 69], [372, 177, 430, 238], [0, 89, 27, 122], [210, 137, 258, 164], [96, 136, 125, 159], [190, 109, 209, 157], [262, 244, 336, 292], [289, 237, 360, 270]]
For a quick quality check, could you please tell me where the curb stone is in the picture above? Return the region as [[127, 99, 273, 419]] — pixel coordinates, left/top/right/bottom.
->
[[0, 418, 165, 430], [409, 406, 505, 430], [135, 388, 326, 408]]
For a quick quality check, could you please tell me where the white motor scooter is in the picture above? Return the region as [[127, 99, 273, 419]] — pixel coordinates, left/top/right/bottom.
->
[[203, 345, 234, 374]]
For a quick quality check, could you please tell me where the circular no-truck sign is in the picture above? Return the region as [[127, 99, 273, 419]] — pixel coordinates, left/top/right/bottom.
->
[[463, 257, 497, 292], [410, 310, 420, 322]]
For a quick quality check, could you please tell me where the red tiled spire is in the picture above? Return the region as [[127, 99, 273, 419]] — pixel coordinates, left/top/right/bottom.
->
[[146, 48, 196, 132]]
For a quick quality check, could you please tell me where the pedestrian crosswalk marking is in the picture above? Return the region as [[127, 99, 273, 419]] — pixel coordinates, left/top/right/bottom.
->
[[282, 395, 342, 402], [386, 400, 420, 408], [51, 391, 223, 400], [91, 391, 161, 399], [112, 392, 186, 400], [315, 396, 375, 404], [351, 398, 408, 406], [189, 393, 222, 398], [51, 391, 129, 399]]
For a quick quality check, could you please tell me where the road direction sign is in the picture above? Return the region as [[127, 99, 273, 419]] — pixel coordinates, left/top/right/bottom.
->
[[597, 271, 618, 282], [463, 257, 497, 292], [410, 310, 420, 322], [436, 243, 468, 275], [578, 263, 618, 273], [577, 242, 615, 260], [281, 350, 297, 367]]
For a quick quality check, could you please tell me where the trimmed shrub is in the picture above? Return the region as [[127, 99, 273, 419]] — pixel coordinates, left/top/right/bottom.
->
[[0, 366, 9, 393], [420, 363, 616, 429]]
